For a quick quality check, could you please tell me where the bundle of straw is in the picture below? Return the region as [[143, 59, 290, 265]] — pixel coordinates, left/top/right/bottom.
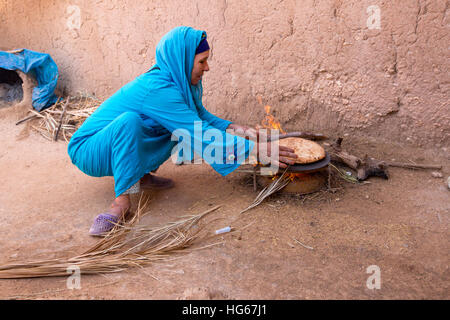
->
[[0, 195, 221, 279], [240, 167, 291, 214], [29, 93, 101, 142]]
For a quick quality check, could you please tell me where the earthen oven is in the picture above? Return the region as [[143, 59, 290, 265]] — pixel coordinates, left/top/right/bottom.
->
[[0, 69, 23, 108], [258, 151, 330, 194]]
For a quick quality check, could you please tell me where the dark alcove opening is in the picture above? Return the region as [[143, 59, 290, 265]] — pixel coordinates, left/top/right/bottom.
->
[[0, 68, 24, 108]]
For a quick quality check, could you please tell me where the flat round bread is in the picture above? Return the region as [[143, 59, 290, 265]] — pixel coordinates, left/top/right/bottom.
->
[[279, 137, 326, 164]]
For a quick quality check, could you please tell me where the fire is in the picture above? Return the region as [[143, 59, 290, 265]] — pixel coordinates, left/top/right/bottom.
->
[[288, 172, 309, 181], [257, 96, 307, 182], [271, 172, 309, 181], [261, 105, 286, 134], [256, 96, 286, 134]]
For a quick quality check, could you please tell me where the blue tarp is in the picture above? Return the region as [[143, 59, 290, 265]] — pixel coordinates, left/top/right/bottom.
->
[[0, 49, 58, 111]]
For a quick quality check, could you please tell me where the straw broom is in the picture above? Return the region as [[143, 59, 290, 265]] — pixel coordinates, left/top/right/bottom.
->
[[0, 195, 221, 279]]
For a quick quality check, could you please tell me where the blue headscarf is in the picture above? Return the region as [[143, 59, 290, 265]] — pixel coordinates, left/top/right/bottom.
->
[[154, 26, 206, 114]]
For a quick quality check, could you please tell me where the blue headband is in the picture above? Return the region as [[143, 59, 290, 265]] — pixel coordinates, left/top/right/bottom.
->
[[195, 37, 210, 55]]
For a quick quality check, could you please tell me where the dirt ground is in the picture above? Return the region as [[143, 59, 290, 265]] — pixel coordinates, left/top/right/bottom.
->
[[0, 105, 448, 300]]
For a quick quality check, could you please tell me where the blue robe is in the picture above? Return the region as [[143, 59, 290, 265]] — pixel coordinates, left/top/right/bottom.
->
[[68, 26, 255, 196]]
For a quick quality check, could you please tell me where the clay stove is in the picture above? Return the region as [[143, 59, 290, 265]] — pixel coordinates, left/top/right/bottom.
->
[[257, 153, 331, 194]]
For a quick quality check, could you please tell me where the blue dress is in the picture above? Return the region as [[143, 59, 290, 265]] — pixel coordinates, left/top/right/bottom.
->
[[68, 27, 255, 196]]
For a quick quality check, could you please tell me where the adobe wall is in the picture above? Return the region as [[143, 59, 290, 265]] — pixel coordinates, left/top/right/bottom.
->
[[1, 0, 448, 148]]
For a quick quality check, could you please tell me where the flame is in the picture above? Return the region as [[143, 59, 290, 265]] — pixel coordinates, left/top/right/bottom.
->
[[271, 172, 310, 182], [288, 172, 309, 181], [258, 97, 303, 175], [260, 104, 286, 134]]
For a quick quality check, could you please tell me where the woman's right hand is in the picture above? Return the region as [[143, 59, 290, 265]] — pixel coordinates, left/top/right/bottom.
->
[[251, 140, 298, 169]]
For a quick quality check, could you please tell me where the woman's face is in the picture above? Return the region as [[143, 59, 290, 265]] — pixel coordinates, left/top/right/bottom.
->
[[191, 50, 210, 85]]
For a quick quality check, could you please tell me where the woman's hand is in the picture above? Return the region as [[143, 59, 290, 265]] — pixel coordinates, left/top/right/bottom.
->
[[250, 140, 298, 169], [227, 123, 258, 140], [228, 123, 296, 168]]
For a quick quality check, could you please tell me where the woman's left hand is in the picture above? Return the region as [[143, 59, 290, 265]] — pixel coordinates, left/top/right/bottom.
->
[[227, 123, 258, 140]]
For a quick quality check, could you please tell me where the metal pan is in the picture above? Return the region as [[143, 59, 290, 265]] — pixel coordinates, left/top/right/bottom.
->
[[255, 152, 330, 174], [285, 152, 330, 173]]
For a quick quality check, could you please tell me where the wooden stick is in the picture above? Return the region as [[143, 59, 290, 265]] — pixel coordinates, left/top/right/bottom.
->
[[385, 162, 442, 170], [234, 169, 259, 173], [328, 138, 389, 181], [253, 166, 257, 192], [292, 237, 314, 250], [6, 49, 24, 54], [269, 131, 328, 141], [15, 114, 37, 126], [54, 98, 70, 141], [327, 137, 443, 181]]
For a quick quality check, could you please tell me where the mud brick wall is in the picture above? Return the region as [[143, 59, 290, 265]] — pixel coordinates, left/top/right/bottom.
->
[[0, 0, 448, 148]]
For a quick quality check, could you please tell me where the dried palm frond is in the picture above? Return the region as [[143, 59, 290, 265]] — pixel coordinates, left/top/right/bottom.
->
[[329, 163, 360, 184], [28, 93, 102, 142], [0, 195, 221, 279], [239, 167, 291, 214]]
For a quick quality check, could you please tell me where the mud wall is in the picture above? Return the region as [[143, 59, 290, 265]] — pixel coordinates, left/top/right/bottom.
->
[[0, 0, 448, 148]]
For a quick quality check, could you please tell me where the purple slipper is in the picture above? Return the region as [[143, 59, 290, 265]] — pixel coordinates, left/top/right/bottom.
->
[[89, 213, 120, 236]]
